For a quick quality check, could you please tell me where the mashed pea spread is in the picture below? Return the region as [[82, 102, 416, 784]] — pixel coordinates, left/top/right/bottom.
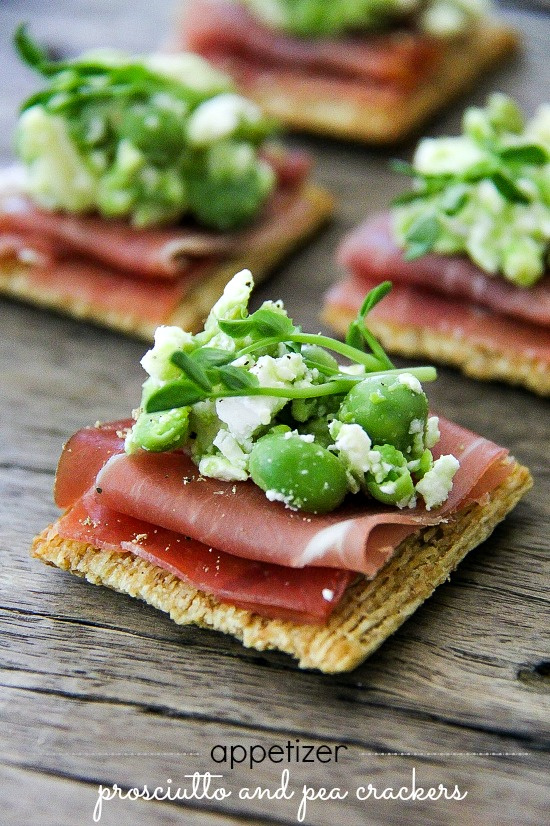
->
[[240, 0, 489, 37], [14, 27, 276, 230], [126, 270, 459, 513], [392, 94, 550, 286]]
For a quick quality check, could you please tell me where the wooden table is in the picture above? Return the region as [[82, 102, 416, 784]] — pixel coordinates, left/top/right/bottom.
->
[[1, 2, 548, 824]]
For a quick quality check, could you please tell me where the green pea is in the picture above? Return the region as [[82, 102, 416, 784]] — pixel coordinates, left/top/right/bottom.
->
[[297, 416, 333, 449], [365, 444, 414, 506], [339, 375, 428, 456], [249, 432, 348, 513], [120, 104, 185, 164], [300, 344, 339, 374], [128, 407, 189, 453]]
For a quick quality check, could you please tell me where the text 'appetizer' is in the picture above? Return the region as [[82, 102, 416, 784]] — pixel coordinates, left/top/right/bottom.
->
[[33, 271, 532, 672], [324, 94, 550, 395], [0, 27, 332, 338], [175, 0, 518, 143]]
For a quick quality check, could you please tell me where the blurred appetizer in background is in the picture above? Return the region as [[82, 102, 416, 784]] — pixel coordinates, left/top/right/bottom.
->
[[0, 27, 332, 339], [175, 0, 518, 143], [324, 95, 550, 395], [33, 271, 532, 672]]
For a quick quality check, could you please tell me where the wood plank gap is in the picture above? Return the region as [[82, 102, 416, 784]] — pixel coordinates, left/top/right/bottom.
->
[[1, 679, 546, 756]]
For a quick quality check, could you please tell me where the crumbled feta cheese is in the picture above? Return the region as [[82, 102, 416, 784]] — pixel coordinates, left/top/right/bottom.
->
[[265, 488, 295, 508], [251, 352, 308, 385], [330, 422, 372, 472], [339, 363, 366, 376], [213, 429, 248, 473], [141, 325, 194, 380], [425, 415, 441, 449], [187, 93, 263, 146], [216, 395, 284, 443], [399, 372, 423, 394], [203, 269, 254, 336], [415, 454, 460, 510], [199, 453, 247, 482]]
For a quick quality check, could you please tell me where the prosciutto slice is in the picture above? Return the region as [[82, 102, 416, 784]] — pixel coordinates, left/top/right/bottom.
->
[[2, 181, 317, 326], [55, 418, 513, 576], [338, 212, 550, 326], [0, 152, 309, 281], [180, 0, 441, 91], [326, 275, 550, 364], [57, 493, 353, 623]]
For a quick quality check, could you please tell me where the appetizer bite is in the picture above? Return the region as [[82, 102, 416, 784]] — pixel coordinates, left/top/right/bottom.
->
[[0, 28, 332, 338], [324, 94, 550, 395], [33, 271, 532, 672], [175, 0, 518, 144]]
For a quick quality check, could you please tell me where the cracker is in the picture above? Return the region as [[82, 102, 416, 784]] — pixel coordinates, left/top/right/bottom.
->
[[31, 460, 531, 673], [231, 22, 519, 144], [0, 182, 333, 340], [322, 304, 550, 397]]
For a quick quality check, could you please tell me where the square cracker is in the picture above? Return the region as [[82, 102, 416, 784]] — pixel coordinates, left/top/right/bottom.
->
[[322, 302, 550, 397], [31, 460, 531, 673], [229, 22, 519, 144]]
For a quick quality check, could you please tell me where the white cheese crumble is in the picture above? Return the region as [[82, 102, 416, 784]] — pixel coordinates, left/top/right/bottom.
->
[[141, 325, 194, 381], [416, 454, 460, 510], [425, 415, 441, 449], [398, 372, 423, 394], [187, 93, 263, 146]]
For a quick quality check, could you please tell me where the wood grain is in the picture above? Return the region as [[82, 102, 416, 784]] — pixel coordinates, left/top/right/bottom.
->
[[0, 2, 549, 825]]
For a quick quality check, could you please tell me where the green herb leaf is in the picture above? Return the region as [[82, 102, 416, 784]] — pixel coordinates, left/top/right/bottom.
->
[[252, 308, 294, 337], [391, 190, 428, 207], [218, 366, 259, 391], [190, 347, 234, 368], [345, 321, 365, 351], [217, 317, 256, 338], [390, 159, 418, 177], [145, 380, 206, 413], [489, 172, 530, 204], [170, 350, 212, 392], [404, 214, 440, 259], [219, 307, 294, 339], [358, 281, 393, 319], [440, 184, 468, 216], [14, 24, 49, 73], [498, 144, 548, 165]]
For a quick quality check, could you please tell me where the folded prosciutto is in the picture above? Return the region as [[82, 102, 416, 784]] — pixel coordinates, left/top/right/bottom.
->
[[0, 156, 324, 334], [51, 416, 515, 622], [175, 0, 517, 143], [325, 212, 550, 396]]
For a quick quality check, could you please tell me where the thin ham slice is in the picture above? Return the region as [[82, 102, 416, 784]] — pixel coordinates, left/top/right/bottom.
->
[[0, 150, 310, 281], [180, 0, 441, 91], [338, 213, 550, 327], [326, 275, 550, 363], [2, 183, 317, 326], [57, 493, 353, 623], [0, 192, 237, 280], [55, 418, 512, 576]]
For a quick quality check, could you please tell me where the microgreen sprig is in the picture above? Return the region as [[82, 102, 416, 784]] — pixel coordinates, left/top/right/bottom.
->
[[390, 139, 548, 260], [14, 24, 209, 115], [144, 282, 437, 414]]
